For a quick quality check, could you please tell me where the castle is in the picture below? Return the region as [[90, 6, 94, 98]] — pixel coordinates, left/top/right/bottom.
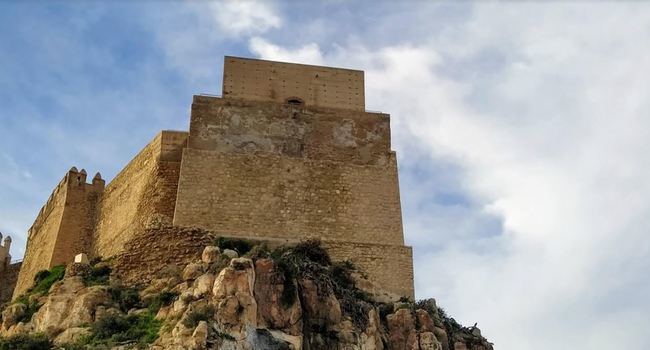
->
[[2, 57, 414, 303]]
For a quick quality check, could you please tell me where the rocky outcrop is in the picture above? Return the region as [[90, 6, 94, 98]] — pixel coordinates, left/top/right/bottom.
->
[[0, 243, 494, 350]]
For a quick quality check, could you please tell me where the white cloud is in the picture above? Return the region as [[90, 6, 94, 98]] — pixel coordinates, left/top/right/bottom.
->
[[247, 3, 650, 349], [212, 0, 281, 36]]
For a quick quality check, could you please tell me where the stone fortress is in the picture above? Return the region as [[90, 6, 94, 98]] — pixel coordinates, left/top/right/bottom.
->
[[1, 57, 414, 304]]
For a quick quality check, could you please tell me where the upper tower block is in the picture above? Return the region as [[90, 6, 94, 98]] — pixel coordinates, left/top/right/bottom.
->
[[222, 56, 365, 111]]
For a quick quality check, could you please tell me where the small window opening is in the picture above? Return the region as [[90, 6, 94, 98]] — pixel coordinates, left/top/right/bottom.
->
[[285, 97, 305, 106]]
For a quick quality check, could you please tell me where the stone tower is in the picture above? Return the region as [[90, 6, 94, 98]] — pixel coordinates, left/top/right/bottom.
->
[[11, 56, 414, 300]]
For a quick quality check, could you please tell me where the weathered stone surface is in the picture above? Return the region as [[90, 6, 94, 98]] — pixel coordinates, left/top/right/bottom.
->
[[222, 249, 239, 259], [254, 259, 302, 335], [54, 327, 91, 346], [299, 278, 341, 328], [192, 273, 215, 298], [183, 263, 205, 281], [201, 246, 221, 264], [420, 331, 443, 350], [416, 309, 436, 333], [387, 308, 419, 350], [191, 321, 209, 350], [1, 303, 26, 330]]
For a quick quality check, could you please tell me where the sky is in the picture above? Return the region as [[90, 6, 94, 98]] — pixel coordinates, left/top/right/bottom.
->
[[1, 1, 649, 349]]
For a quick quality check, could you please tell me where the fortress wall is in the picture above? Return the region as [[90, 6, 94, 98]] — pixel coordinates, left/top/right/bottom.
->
[[14, 175, 70, 297], [113, 225, 215, 286], [223, 56, 365, 111], [189, 96, 391, 166], [323, 241, 414, 299], [50, 177, 103, 267], [93, 131, 188, 258], [173, 148, 404, 246], [0, 262, 22, 305]]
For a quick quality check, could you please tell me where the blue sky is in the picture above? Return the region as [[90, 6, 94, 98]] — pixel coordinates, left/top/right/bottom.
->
[[2, 2, 650, 349]]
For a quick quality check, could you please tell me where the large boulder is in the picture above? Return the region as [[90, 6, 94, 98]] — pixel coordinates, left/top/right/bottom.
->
[[387, 308, 419, 350], [299, 278, 341, 328], [361, 309, 385, 350], [31, 277, 86, 336], [54, 327, 91, 346], [1, 303, 26, 330], [254, 259, 302, 335], [201, 246, 221, 264], [183, 263, 205, 281], [212, 258, 257, 334]]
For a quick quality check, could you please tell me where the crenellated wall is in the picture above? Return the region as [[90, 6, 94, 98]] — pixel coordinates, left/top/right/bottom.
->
[[14, 169, 104, 298]]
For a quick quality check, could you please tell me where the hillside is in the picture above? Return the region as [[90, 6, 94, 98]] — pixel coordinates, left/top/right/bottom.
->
[[0, 239, 493, 350]]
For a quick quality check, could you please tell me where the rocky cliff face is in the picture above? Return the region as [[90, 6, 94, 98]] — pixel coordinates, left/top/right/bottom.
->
[[0, 240, 493, 350]]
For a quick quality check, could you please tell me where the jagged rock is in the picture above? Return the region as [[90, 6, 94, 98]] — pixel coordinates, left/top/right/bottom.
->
[[299, 278, 342, 327], [387, 308, 419, 350], [416, 309, 436, 333], [420, 331, 443, 350], [191, 321, 209, 349], [31, 277, 87, 336], [361, 309, 384, 350], [212, 259, 257, 334], [254, 258, 302, 335], [246, 327, 293, 350], [1, 303, 26, 330], [222, 249, 239, 259], [434, 326, 451, 350], [192, 273, 215, 298], [201, 246, 221, 264], [183, 263, 205, 281], [54, 327, 91, 346], [0, 244, 493, 350]]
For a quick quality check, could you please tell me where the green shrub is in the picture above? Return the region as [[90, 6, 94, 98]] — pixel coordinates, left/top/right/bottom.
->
[[182, 305, 215, 329], [214, 237, 254, 255], [87, 312, 161, 346], [83, 264, 112, 286], [109, 286, 143, 313], [14, 295, 41, 324], [208, 255, 231, 274], [147, 291, 179, 313], [291, 239, 331, 266], [29, 265, 66, 295], [0, 333, 51, 350]]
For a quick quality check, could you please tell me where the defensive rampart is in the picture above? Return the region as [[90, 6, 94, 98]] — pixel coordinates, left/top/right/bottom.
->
[[14, 169, 104, 297], [92, 131, 187, 258]]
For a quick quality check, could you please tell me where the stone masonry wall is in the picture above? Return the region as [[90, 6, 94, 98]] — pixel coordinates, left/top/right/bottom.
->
[[14, 175, 69, 297], [189, 96, 391, 166], [112, 225, 215, 286], [223, 56, 365, 111], [50, 173, 104, 267], [323, 241, 414, 299], [173, 148, 404, 246], [92, 131, 187, 259], [0, 262, 21, 305]]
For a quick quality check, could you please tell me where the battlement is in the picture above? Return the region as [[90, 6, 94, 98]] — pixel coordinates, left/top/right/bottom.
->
[[28, 167, 104, 241], [0, 232, 11, 269]]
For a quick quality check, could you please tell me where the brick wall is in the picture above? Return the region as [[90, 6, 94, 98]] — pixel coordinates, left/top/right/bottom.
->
[[112, 225, 215, 286], [223, 56, 365, 111], [173, 148, 404, 246], [323, 241, 414, 299], [92, 131, 187, 259]]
